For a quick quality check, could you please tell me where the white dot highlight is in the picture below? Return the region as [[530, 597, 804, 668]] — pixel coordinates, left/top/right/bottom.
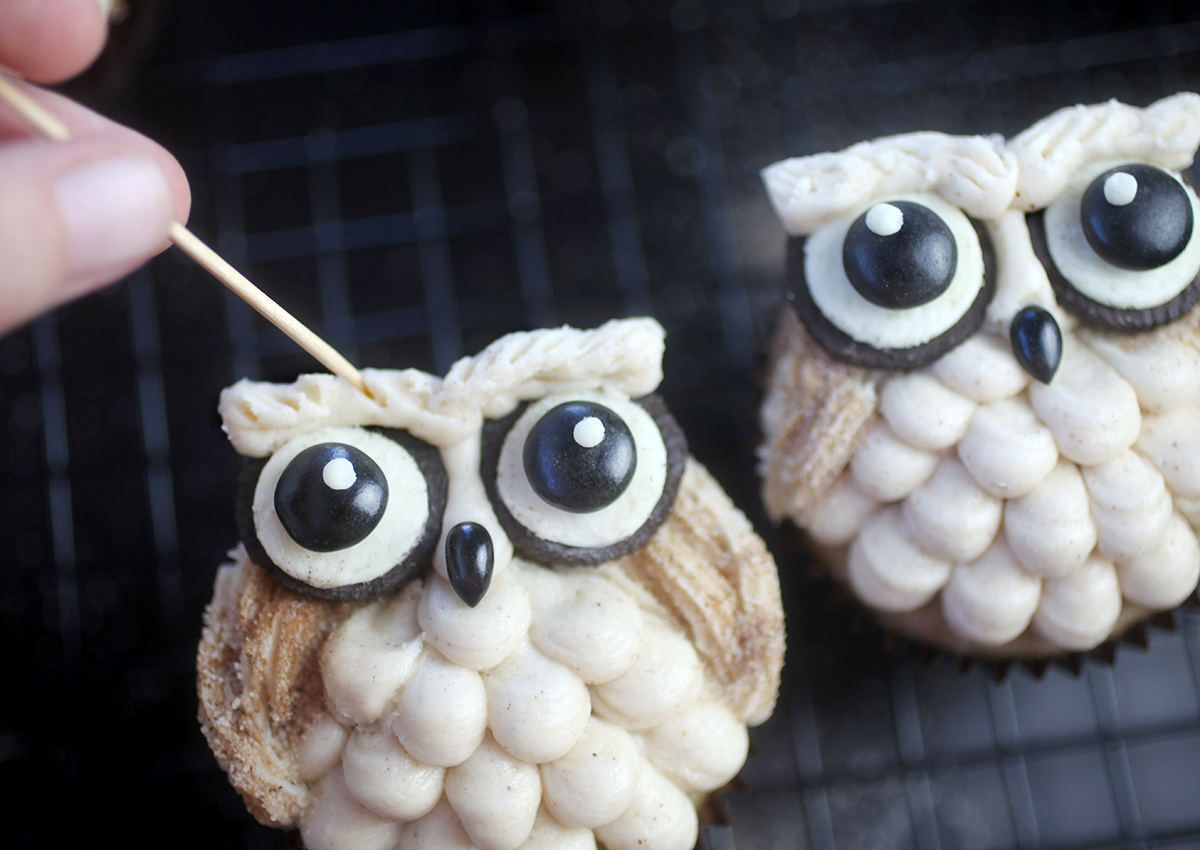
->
[[573, 416, 605, 448], [322, 457, 357, 490], [866, 203, 904, 236], [1104, 172, 1138, 207]]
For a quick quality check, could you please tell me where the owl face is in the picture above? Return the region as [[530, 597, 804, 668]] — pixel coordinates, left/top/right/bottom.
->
[[759, 93, 1200, 659], [200, 319, 785, 850]]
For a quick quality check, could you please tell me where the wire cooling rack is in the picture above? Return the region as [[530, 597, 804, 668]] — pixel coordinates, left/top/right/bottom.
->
[[2, 1, 1200, 847]]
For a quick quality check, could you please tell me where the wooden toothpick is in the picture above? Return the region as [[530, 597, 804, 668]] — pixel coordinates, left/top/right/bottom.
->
[[0, 71, 371, 397]]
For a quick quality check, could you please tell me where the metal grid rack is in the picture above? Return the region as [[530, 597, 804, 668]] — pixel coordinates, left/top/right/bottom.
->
[[2, 1, 1200, 847]]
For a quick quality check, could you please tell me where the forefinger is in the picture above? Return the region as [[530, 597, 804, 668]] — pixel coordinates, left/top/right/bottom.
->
[[0, 0, 110, 84]]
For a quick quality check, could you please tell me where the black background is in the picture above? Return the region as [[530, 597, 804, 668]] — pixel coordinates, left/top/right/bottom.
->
[[3, 1, 1200, 848]]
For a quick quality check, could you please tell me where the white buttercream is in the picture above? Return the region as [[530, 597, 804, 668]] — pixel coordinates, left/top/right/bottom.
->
[[762, 131, 1017, 235], [1003, 461, 1097, 580], [846, 506, 952, 612], [540, 717, 640, 829], [443, 733, 542, 850], [1009, 92, 1200, 211], [1031, 555, 1122, 651], [1028, 335, 1141, 465], [879, 372, 976, 452], [220, 318, 667, 457], [940, 537, 1041, 646], [593, 763, 699, 850]]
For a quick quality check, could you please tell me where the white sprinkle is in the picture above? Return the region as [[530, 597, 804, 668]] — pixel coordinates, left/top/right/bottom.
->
[[866, 203, 904, 236], [323, 457, 357, 490], [1104, 172, 1138, 207], [573, 416, 605, 448]]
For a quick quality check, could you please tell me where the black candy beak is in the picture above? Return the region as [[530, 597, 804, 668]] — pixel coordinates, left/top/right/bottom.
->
[[1010, 305, 1062, 384], [445, 521, 494, 607]]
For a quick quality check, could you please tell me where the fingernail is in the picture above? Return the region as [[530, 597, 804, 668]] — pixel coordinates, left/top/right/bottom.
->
[[95, 0, 115, 19], [54, 155, 172, 287]]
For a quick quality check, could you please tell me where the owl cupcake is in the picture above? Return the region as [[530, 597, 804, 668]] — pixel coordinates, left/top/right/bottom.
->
[[758, 93, 1200, 664], [198, 318, 785, 850]]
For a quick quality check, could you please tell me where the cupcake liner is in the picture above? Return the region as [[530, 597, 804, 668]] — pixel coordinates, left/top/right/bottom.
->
[[698, 785, 737, 850]]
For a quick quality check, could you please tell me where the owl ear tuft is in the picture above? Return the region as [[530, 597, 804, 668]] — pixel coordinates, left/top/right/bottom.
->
[[1008, 92, 1200, 211], [762, 132, 1016, 235], [438, 317, 668, 422]]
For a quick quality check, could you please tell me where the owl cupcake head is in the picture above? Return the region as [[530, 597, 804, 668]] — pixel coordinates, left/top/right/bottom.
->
[[220, 318, 685, 608], [759, 93, 1200, 662]]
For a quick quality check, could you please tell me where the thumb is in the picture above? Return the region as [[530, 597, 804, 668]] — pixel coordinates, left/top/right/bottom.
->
[[0, 136, 177, 334]]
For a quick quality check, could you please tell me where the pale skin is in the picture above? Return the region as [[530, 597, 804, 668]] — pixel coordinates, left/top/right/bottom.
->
[[0, 0, 191, 336]]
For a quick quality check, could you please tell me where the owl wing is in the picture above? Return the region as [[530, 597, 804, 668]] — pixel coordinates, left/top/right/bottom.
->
[[616, 459, 786, 726], [197, 551, 354, 827], [759, 305, 880, 524]]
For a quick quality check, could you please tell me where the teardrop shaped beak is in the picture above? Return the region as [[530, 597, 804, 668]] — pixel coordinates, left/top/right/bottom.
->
[[445, 521, 494, 607], [1010, 305, 1063, 384]]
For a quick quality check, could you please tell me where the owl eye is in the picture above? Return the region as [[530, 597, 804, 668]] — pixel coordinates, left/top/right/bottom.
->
[[236, 426, 447, 600], [1033, 161, 1200, 330], [523, 400, 637, 513], [274, 443, 388, 552], [791, 193, 993, 369], [843, 201, 958, 308], [481, 390, 686, 565]]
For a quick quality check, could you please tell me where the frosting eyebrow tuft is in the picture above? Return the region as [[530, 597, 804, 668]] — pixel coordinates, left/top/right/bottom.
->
[[218, 319, 667, 457], [761, 131, 1018, 235], [1008, 92, 1200, 211]]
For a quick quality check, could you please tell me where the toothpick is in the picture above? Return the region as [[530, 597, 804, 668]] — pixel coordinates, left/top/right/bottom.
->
[[0, 71, 371, 397], [0, 73, 69, 140]]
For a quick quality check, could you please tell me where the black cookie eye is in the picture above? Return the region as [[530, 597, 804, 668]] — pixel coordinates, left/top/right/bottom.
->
[[275, 443, 388, 552], [236, 427, 447, 601], [1081, 164, 1193, 271], [1032, 162, 1200, 331], [481, 392, 686, 566], [843, 201, 958, 309], [524, 401, 637, 513], [789, 193, 993, 370]]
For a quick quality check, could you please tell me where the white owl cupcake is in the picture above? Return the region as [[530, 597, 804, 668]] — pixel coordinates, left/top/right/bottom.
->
[[759, 93, 1200, 665], [197, 318, 785, 850]]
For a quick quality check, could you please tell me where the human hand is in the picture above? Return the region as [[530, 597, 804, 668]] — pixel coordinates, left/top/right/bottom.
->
[[0, 0, 191, 335]]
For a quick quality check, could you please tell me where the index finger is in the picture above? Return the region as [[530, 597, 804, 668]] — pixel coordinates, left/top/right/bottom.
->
[[0, 0, 111, 84]]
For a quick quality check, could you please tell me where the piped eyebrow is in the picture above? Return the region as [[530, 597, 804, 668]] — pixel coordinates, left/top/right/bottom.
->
[[761, 131, 1018, 236], [218, 318, 667, 457], [1008, 92, 1200, 211]]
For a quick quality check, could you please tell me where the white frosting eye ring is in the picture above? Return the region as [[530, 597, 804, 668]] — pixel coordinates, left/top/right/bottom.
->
[[480, 390, 687, 565], [791, 193, 994, 369], [1034, 161, 1200, 330], [236, 426, 447, 600]]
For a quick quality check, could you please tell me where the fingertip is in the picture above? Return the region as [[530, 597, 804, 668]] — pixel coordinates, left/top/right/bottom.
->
[[57, 153, 175, 292], [0, 0, 109, 84], [0, 137, 177, 336], [160, 150, 193, 228]]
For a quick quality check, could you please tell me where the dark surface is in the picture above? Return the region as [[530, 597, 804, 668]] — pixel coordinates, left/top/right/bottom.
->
[[3, 1, 1200, 848]]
